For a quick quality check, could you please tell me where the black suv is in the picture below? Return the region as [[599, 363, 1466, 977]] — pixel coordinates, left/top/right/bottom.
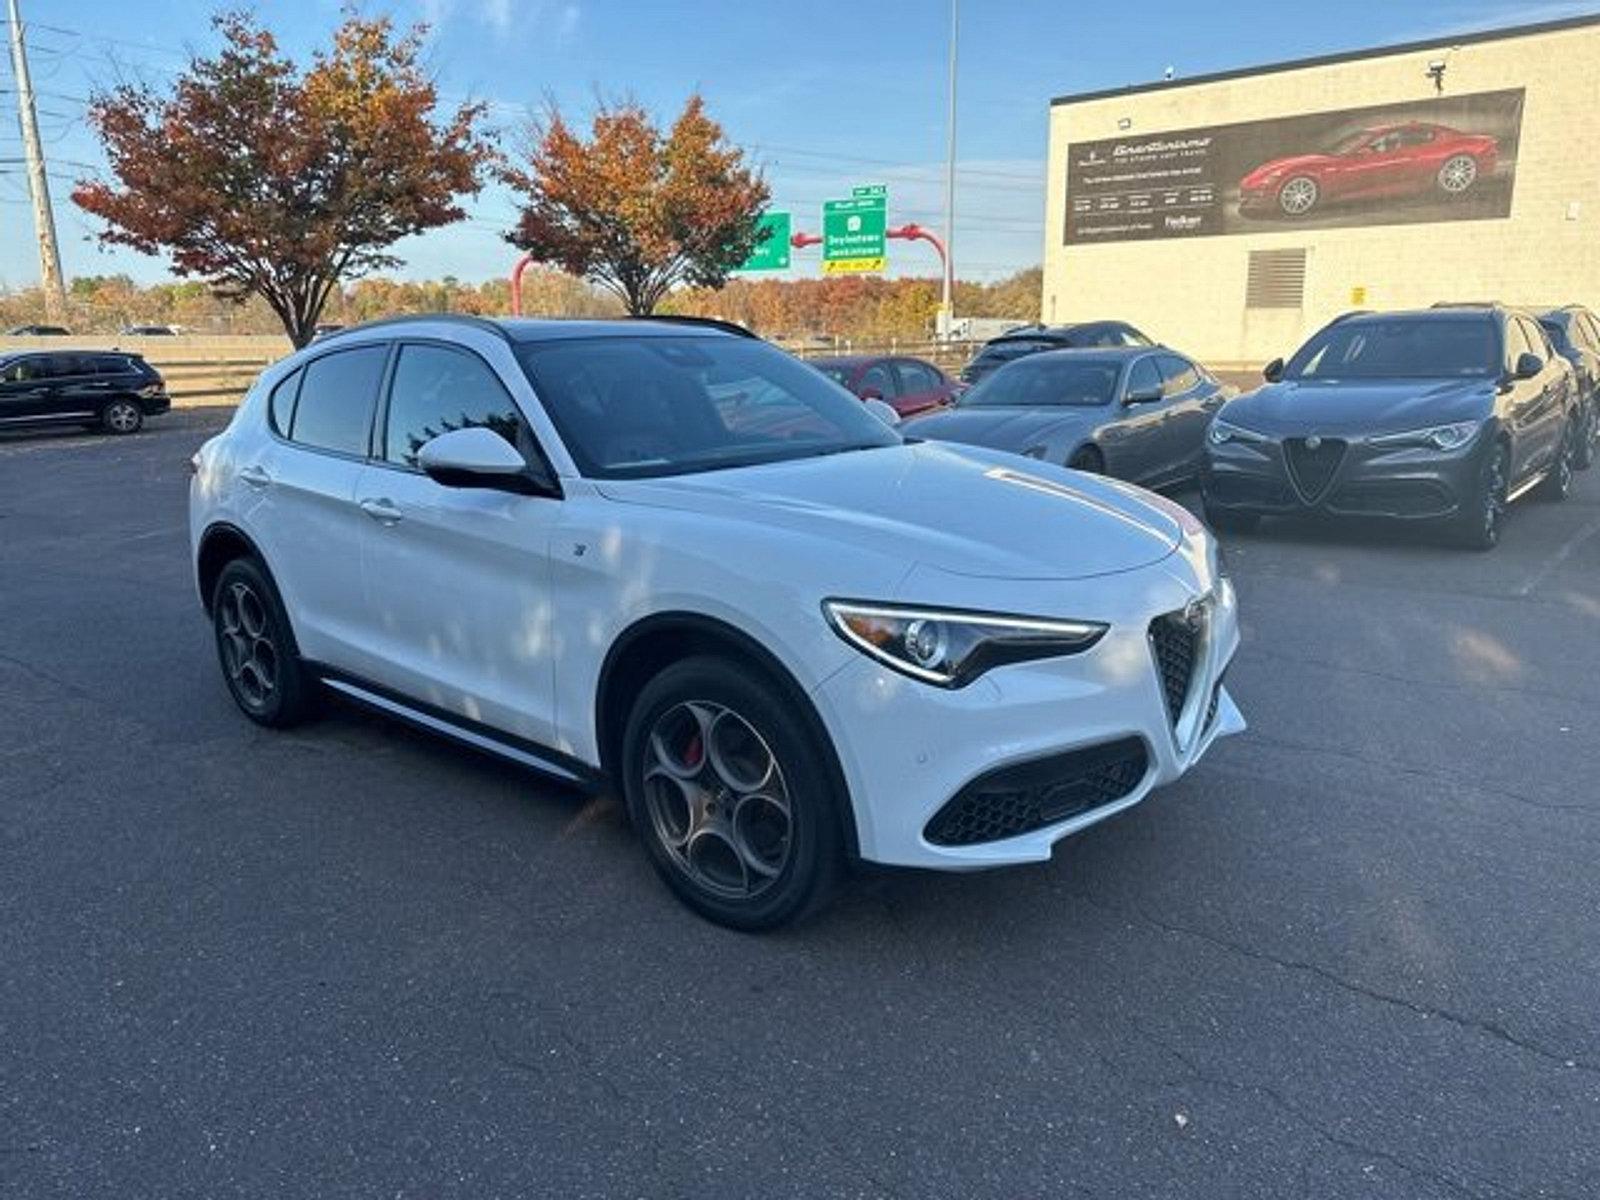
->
[[1536, 305, 1600, 470], [1203, 306, 1578, 550], [959, 321, 1152, 385], [0, 351, 169, 436]]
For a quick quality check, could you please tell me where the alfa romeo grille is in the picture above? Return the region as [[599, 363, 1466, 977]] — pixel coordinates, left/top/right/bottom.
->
[[1148, 608, 1204, 727], [1284, 437, 1347, 501]]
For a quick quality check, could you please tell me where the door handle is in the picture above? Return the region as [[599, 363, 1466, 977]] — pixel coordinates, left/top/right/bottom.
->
[[359, 497, 404, 525], [238, 465, 272, 489]]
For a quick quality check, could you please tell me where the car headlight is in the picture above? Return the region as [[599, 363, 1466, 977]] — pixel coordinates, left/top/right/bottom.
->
[[823, 601, 1107, 688], [1208, 418, 1268, 446], [1368, 421, 1482, 451]]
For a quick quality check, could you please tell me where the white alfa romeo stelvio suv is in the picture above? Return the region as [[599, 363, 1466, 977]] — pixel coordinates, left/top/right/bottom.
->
[[190, 315, 1244, 929]]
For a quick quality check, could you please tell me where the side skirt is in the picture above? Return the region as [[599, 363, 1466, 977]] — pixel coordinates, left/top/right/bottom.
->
[[311, 666, 609, 792]]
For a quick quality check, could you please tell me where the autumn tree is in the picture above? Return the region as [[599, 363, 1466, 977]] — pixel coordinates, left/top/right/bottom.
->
[[73, 11, 493, 347], [504, 96, 770, 316]]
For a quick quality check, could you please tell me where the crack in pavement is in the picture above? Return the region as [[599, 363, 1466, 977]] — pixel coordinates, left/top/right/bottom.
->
[[1066, 889, 1598, 1081]]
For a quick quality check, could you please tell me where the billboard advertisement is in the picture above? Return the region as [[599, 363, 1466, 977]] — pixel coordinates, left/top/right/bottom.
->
[[1063, 88, 1525, 244]]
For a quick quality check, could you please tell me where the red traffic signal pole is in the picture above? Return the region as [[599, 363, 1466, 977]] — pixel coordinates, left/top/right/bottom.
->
[[886, 223, 949, 285], [509, 252, 536, 316]]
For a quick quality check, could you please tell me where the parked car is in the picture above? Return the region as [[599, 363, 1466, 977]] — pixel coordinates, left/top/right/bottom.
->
[[191, 314, 1242, 929], [0, 350, 169, 435], [958, 321, 1152, 385], [905, 346, 1233, 489], [1202, 306, 1578, 549], [1239, 122, 1498, 218], [120, 324, 179, 336], [809, 354, 960, 418], [1536, 305, 1600, 469], [6, 323, 71, 336]]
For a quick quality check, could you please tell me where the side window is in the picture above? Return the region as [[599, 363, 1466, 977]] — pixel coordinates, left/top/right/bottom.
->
[[858, 363, 896, 398], [268, 368, 302, 436], [383, 343, 524, 469], [1125, 357, 1161, 398], [896, 361, 939, 392], [288, 345, 386, 456], [1157, 353, 1200, 396], [1398, 127, 1435, 147], [90, 355, 132, 376], [42, 355, 83, 379]]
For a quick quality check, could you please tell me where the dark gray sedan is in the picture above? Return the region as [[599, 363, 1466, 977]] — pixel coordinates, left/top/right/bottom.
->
[[904, 347, 1233, 489]]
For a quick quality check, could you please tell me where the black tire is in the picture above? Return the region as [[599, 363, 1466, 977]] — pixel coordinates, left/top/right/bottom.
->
[[1202, 498, 1260, 534], [621, 655, 844, 931], [1534, 420, 1577, 503], [211, 557, 318, 727], [1573, 401, 1596, 471], [1451, 440, 1509, 551], [101, 398, 144, 435], [1067, 446, 1103, 473]]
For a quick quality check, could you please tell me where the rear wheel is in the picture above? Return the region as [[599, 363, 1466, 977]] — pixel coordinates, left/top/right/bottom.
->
[[211, 557, 317, 727], [1534, 420, 1577, 502], [1437, 154, 1479, 196], [1452, 441, 1509, 550], [101, 399, 143, 435], [621, 655, 843, 930]]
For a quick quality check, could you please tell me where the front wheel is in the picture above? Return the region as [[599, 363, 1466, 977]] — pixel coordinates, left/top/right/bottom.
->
[[101, 399, 144, 435], [621, 656, 843, 930], [1067, 446, 1103, 474], [1277, 175, 1319, 216], [211, 557, 317, 727], [1451, 441, 1509, 550]]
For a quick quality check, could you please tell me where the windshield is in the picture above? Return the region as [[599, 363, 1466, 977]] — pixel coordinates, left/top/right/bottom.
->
[[1285, 317, 1499, 381], [516, 336, 901, 479], [960, 356, 1121, 408], [1329, 130, 1374, 155]]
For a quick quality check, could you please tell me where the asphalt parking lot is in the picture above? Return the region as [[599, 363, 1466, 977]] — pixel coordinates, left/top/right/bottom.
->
[[3, 409, 1598, 1200]]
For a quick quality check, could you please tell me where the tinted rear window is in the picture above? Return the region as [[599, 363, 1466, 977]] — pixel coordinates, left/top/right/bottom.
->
[[287, 346, 386, 455]]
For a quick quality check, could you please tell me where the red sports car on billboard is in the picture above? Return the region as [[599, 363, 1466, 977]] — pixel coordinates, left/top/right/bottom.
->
[[1238, 122, 1499, 218]]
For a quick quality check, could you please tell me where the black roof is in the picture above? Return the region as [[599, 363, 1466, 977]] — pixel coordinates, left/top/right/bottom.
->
[[1051, 12, 1600, 107]]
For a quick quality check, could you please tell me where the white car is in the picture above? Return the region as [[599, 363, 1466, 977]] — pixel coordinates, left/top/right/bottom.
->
[[190, 316, 1244, 929]]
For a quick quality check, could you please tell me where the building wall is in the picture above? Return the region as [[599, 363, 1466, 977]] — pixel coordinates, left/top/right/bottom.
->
[[1042, 21, 1600, 365]]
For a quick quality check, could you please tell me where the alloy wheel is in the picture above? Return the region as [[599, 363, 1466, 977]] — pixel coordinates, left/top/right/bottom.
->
[[641, 700, 793, 901], [217, 580, 279, 711], [1439, 155, 1478, 194], [1483, 447, 1508, 545], [1278, 177, 1318, 216], [106, 401, 141, 433]]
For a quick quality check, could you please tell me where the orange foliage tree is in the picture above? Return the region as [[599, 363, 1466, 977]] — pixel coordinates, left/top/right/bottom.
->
[[504, 96, 770, 316], [73, 12, 493, 347]]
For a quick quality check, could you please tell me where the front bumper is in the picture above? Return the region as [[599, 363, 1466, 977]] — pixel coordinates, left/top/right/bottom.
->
[[139, 391, 172, 416], [1205, 431, 1488, 522], [809, 558, 1243, 870]]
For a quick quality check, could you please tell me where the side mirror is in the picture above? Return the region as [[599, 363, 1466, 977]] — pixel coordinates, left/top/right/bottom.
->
[[1263, 358, 1285, 383], [418, 427, 553, 495], [1514, 352, 1544, 380], [1124, 384, 1163, 405], [864, 398, 901, 427]]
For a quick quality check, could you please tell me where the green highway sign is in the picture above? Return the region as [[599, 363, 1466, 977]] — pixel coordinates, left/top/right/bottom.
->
[[822, 185, 887, 274], [736, 211, 792, 272]]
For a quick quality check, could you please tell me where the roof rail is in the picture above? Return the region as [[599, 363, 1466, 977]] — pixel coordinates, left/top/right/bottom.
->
[[1429, 301, 1501, 309], [317, 312, 511, 342], [632, 314, 758, 339]]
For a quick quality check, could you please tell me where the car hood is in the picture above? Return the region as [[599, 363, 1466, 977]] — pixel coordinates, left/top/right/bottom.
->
[[594, 441, 1183, 581], [1222, 378, 1499, 435], [902, 405, 1099, 451], [1243, 153, 1332, 182]]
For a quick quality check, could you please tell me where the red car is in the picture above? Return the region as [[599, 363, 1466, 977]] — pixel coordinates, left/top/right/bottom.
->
[[1239, 122, 1499, 218], [810, 354, 960, 418]]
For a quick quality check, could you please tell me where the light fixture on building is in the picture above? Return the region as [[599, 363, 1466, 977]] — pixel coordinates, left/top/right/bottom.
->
[[1426, 58, 1447, 93], [1117, 117, 1132, 130]]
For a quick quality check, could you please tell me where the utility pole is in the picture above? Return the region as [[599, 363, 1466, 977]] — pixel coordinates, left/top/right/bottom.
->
[[938, 0, 958, 341], [7, 0, 68, 322]]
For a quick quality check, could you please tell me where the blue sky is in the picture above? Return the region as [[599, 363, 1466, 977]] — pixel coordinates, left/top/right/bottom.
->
[[3, 0, 1595, 290]]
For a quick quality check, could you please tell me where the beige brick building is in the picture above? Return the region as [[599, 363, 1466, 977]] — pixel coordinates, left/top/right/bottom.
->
[[1042, 14, 1600, 367]]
